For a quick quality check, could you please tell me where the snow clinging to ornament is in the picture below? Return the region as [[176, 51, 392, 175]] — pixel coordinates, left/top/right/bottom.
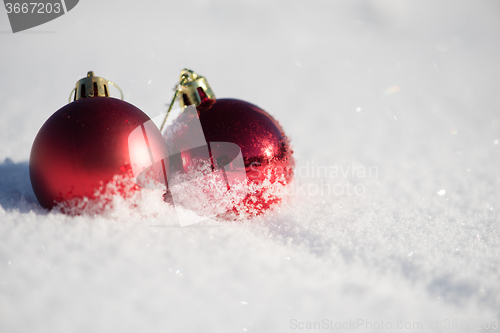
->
[[161, 69, 295, 219], [29, 71, 169, 211]]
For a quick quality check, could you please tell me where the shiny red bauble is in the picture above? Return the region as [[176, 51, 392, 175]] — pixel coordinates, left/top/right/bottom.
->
[[30, 97, 167, 209], [167, 98, 294, 216]]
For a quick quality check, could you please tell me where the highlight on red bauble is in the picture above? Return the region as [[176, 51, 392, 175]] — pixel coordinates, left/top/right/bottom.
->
[[162, 69, 295, 219], [29, 72, 168, 212]]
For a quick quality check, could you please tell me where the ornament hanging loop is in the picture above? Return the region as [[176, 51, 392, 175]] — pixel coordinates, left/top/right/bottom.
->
[[159, 71, 190, 133], [180, 69, 197, 81], [107, 81, 124, 100], [160, 69, 215, 133], [69, 71, 124, 103]]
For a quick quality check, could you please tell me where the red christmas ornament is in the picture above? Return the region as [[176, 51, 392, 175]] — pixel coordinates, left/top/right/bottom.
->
[[30, 71, 168, 210], [161, 69, 294, 217]]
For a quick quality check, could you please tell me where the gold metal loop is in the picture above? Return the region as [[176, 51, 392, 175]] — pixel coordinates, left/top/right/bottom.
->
[[68, 88, 77, 103], [107, 80, 124, 100], [159, 75, 189, 133]]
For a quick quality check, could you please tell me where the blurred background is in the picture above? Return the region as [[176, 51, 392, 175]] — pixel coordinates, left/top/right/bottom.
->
[[1, 0, 499, 165]]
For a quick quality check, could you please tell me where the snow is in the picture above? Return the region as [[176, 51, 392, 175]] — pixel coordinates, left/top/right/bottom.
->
[[1, 0, 499, 332]]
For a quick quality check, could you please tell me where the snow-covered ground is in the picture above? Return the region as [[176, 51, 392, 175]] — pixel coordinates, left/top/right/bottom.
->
[[1, 1, 499, 332]]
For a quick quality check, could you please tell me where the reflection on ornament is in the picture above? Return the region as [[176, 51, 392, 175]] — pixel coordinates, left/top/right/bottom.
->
[[162, 69, 294, 217], [30, 71, 168, 210]]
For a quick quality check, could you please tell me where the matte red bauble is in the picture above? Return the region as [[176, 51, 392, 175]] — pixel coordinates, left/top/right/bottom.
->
[[30, 71, 168, 210], [161, 69, 294, 217]]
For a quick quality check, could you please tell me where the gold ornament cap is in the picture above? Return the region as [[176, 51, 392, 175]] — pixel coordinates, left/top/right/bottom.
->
[[160, 69, 216, 133], [69, 71, 123, 102], [177, 69, 215, 108]]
